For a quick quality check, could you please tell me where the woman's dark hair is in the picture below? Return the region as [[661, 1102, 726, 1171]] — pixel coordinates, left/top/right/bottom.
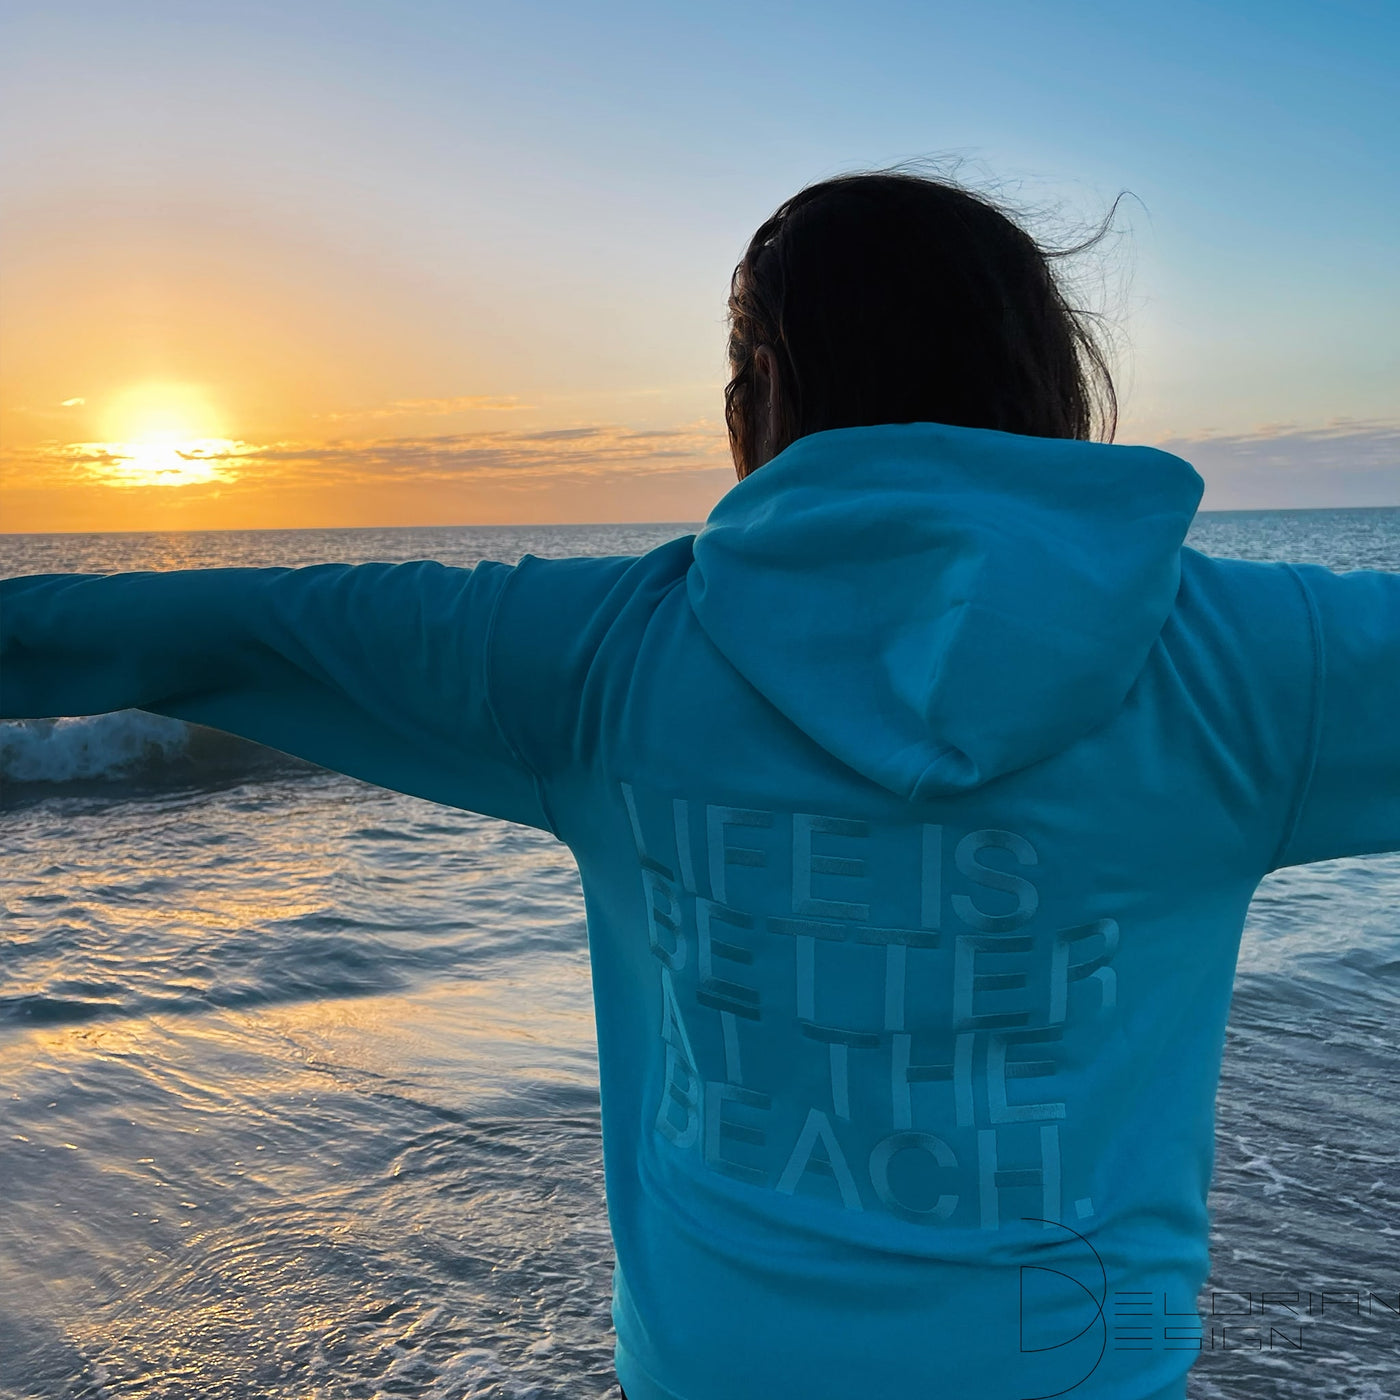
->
[[724, 169, 1119, 477]]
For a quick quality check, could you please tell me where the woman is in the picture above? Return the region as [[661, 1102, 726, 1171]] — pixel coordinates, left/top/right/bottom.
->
[[4, 171, 1396, 1400]]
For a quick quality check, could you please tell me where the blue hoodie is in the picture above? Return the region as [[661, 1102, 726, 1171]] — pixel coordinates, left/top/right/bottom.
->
[[4, 421, 1398, 1400]]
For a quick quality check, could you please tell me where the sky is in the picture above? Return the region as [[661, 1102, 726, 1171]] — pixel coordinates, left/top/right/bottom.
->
[[1, 0, 1395, 531]]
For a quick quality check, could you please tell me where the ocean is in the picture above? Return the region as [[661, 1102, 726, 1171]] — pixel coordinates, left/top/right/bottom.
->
[[2, 513, 1398, 1400]]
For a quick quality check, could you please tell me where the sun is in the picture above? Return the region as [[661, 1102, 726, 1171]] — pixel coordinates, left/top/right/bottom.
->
[[68, 382, 253, 488], [101, 382, 225, 443]]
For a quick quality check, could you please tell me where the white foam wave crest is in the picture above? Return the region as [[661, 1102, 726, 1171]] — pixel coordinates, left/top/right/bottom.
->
[[1, 712, 192, 783]]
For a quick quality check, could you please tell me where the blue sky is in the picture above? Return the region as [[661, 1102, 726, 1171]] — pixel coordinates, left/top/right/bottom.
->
[[1, 0, 1396, 525]]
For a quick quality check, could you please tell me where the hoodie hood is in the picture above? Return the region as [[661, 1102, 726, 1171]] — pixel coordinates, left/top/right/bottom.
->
[[686, 421, 1204, 801]]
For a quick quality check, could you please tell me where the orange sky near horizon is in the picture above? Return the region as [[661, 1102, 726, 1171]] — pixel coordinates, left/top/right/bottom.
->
[[0, 200, 739, 532], [3, 193, 1396, 531]]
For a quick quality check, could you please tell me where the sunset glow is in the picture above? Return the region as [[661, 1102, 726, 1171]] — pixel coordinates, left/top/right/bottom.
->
[[49, 384, 244, 488], [99, 382, 224, 443], [66, 437, 253, 489]]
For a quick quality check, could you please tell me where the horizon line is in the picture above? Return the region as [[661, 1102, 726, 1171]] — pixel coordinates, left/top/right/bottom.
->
[[6, 501, 1400, 539]]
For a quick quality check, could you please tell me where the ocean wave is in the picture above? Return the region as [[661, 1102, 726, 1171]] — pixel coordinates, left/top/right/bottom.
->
[[0, 712, 311, 787]]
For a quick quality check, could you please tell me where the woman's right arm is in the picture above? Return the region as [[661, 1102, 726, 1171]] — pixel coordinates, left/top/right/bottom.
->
[[0, 562, 554, 828]]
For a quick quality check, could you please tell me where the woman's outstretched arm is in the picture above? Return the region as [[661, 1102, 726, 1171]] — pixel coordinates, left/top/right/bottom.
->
[[0, 561, 554, 829], [1271, 562, 1400, 869]]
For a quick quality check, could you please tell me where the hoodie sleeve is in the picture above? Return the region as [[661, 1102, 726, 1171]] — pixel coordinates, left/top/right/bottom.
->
[[0, 562, 555, 830], [1271, 561, 1400, 869]]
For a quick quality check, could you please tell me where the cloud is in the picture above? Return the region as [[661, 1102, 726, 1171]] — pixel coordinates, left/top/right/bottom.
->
[[245, 421, 732, 488], [1151, 418, 1400, 509], [321, 394, 527, 422], [3, 397, 88, 418], [8, 438, 261, 488], [1, 420, 733, 492], [7, 415, 1396, 509]]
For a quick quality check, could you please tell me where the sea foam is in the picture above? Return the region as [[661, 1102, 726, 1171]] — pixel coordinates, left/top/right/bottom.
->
[[0, 712, 297, 785]]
